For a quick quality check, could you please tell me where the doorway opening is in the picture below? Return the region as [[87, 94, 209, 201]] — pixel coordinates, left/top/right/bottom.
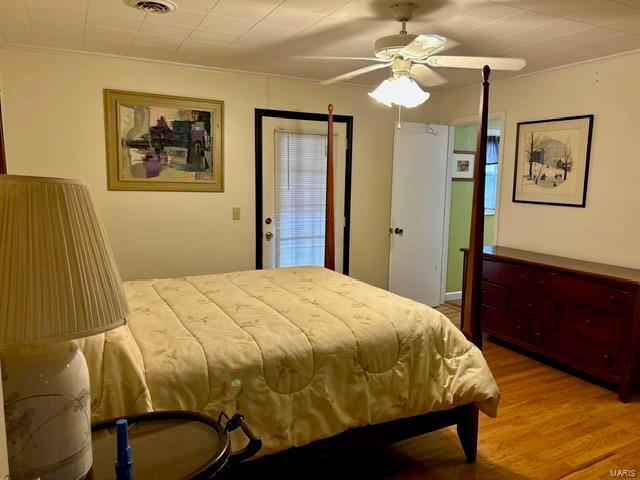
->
[[444, 114, 505, 305], [254, 109, 353, 273]]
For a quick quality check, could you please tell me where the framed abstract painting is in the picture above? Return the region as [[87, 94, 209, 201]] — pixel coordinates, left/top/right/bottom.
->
[[513, 115, 593, 207], [104, 90, 224, 192]]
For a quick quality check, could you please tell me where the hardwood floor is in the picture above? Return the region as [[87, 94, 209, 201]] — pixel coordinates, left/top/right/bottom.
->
[[436, 302, 462, 328], [225, 304, 640, 479], [446, 298, 462, 308]]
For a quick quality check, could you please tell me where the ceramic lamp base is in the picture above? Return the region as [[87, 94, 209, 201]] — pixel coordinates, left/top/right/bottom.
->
[[1, 341, 92, 480]]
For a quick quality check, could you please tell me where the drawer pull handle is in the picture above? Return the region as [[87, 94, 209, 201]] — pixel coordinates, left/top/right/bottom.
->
[[527, 303, 534, 308], [520, 274, 526, 280], [585, 319, 592, 327], [538, 279, 545, 285], [608, 295, 617, 304], [516, 325, 521, 330], [603, 354, 611, 362], [534, 332, 542, 337]]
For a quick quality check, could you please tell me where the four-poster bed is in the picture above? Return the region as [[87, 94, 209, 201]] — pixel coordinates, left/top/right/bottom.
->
[[0, 69, 495, 474], [78, 70, 495, 468], [73, 67, 497, 468]]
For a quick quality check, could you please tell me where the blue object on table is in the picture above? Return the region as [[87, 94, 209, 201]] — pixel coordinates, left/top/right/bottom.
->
[[115, 419, 133, 480]]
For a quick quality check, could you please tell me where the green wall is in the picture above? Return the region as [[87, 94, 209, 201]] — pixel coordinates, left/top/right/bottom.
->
[[446, 120, 500, 293], [446, 183, 495, 292], [452, 123, 478, 151]]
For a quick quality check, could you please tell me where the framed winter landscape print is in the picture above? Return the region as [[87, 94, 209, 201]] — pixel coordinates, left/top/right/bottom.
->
[[513, 115, 593, 207], [104, 89, 224, 192]]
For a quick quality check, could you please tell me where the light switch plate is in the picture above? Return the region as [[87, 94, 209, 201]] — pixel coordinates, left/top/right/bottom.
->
[[232, 207, 241, 220]]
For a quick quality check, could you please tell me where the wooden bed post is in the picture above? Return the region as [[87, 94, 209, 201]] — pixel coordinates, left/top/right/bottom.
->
[[0, 100, 6, 175], [457, 65, 491, 464], [462, 65, 491, 348], [324, 104, 336, 270]]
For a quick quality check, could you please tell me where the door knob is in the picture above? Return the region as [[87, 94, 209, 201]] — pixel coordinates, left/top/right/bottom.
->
[[394, 227, 404, 235], [265, 231, 273, 241]]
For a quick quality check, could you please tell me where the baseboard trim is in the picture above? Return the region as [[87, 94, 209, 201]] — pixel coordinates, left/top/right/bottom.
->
[[445, 291, 462, 301]]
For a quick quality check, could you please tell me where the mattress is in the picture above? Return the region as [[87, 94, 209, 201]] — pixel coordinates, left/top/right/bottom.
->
[[78, 267, 500, 455]]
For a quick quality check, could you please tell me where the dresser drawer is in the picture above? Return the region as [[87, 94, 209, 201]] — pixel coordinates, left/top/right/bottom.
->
[[558, 303, 624, 345], [483, 260, 532, 291], [507, 290, 557, 325], [508, 290, 535, 318], [481, 305, 529, 343], [532, 270, 554, 294], [535, 323, 623, 377], [531, 321, 545, 348], [547, 273, 628, 315], [481, 282, 507, 310]]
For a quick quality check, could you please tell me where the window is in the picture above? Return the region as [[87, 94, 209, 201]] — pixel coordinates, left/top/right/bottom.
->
[[485, 135, 500, 214], [274, 131, 328, 268]]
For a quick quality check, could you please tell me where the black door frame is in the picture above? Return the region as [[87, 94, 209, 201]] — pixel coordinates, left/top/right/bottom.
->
[[254, 108, 354, 273]]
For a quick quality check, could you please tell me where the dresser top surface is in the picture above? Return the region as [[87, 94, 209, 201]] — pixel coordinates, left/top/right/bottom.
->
[[480, 246, 640, 285]]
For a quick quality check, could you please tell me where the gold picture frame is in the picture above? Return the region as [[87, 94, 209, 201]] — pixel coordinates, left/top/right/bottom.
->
[[104, 89, 224, 192]]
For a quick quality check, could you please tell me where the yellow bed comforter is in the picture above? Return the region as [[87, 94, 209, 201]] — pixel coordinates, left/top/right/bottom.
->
[[78, 267, 499, 455]]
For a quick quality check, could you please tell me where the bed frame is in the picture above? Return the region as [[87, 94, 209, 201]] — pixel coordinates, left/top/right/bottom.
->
[[227, 67, 493, 475], [0, 68, 492, 471]]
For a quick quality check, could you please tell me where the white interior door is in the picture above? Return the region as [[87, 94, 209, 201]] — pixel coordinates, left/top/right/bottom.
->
[[389, 122, 450, 306], [262, 118, 347, 273]]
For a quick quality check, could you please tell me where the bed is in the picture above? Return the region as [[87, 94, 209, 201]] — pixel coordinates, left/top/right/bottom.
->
[[77, 266, 499, 457], [79, 66, 495, 464]]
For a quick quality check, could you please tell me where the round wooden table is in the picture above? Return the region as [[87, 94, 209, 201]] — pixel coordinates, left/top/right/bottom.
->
[[87, 411, 261, 480]]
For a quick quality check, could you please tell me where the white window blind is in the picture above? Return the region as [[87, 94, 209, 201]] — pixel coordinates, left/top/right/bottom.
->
[[274, 131, 329, 268]]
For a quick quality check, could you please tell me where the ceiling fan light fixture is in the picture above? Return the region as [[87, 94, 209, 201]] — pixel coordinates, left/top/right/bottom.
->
[[368, 75, 430, 108]]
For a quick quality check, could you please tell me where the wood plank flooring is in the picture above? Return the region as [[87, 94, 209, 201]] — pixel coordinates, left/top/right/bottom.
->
[[224, 304, 640, 479]]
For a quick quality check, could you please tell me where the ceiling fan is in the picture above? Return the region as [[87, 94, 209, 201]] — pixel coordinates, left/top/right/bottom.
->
[[302, 2, 526, 107]]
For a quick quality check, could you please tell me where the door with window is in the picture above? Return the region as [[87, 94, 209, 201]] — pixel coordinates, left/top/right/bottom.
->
[[258, 114, 350, 273]]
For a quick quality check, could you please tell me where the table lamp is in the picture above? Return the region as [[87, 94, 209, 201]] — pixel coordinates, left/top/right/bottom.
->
[[0, 175, 129, 479]]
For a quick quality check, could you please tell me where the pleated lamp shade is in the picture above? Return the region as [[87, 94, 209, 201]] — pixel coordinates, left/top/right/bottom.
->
[[0, 175, 129, 345]]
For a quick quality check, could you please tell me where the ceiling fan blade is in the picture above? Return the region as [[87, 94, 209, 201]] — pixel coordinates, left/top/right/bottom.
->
[[401, 34, 448, 60], [411, 64, 448, 87], [439, 38, 460, 53], [294, 55, 388, 62], [321, 62, 390, 85], [426, 55, 526, 71]]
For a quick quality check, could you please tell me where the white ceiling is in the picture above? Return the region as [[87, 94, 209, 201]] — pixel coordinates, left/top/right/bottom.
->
[[2, 0, 640, 91]]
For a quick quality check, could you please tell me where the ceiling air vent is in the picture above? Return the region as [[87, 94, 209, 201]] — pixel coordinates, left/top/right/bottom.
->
[[126, 0, 177, 14]]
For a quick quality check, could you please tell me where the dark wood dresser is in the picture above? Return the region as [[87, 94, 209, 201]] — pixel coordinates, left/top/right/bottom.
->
[[462, 246, 640, 402]]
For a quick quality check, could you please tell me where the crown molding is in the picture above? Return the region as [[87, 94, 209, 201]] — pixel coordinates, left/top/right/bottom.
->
[[441, 47, 640, 96], [0, 42, 379, 91], [11, 40, 632, 97]]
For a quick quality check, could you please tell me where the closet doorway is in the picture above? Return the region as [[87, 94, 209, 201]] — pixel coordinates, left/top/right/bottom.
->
[[254, 109, 353, 273]]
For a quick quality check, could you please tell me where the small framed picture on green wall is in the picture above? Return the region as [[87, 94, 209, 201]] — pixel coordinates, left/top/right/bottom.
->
[[452, 152, 474, 180]]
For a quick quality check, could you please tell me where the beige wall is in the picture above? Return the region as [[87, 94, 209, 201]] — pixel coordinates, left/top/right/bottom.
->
[[0, 47, 441, 287], [438, 52, 640, 269]]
